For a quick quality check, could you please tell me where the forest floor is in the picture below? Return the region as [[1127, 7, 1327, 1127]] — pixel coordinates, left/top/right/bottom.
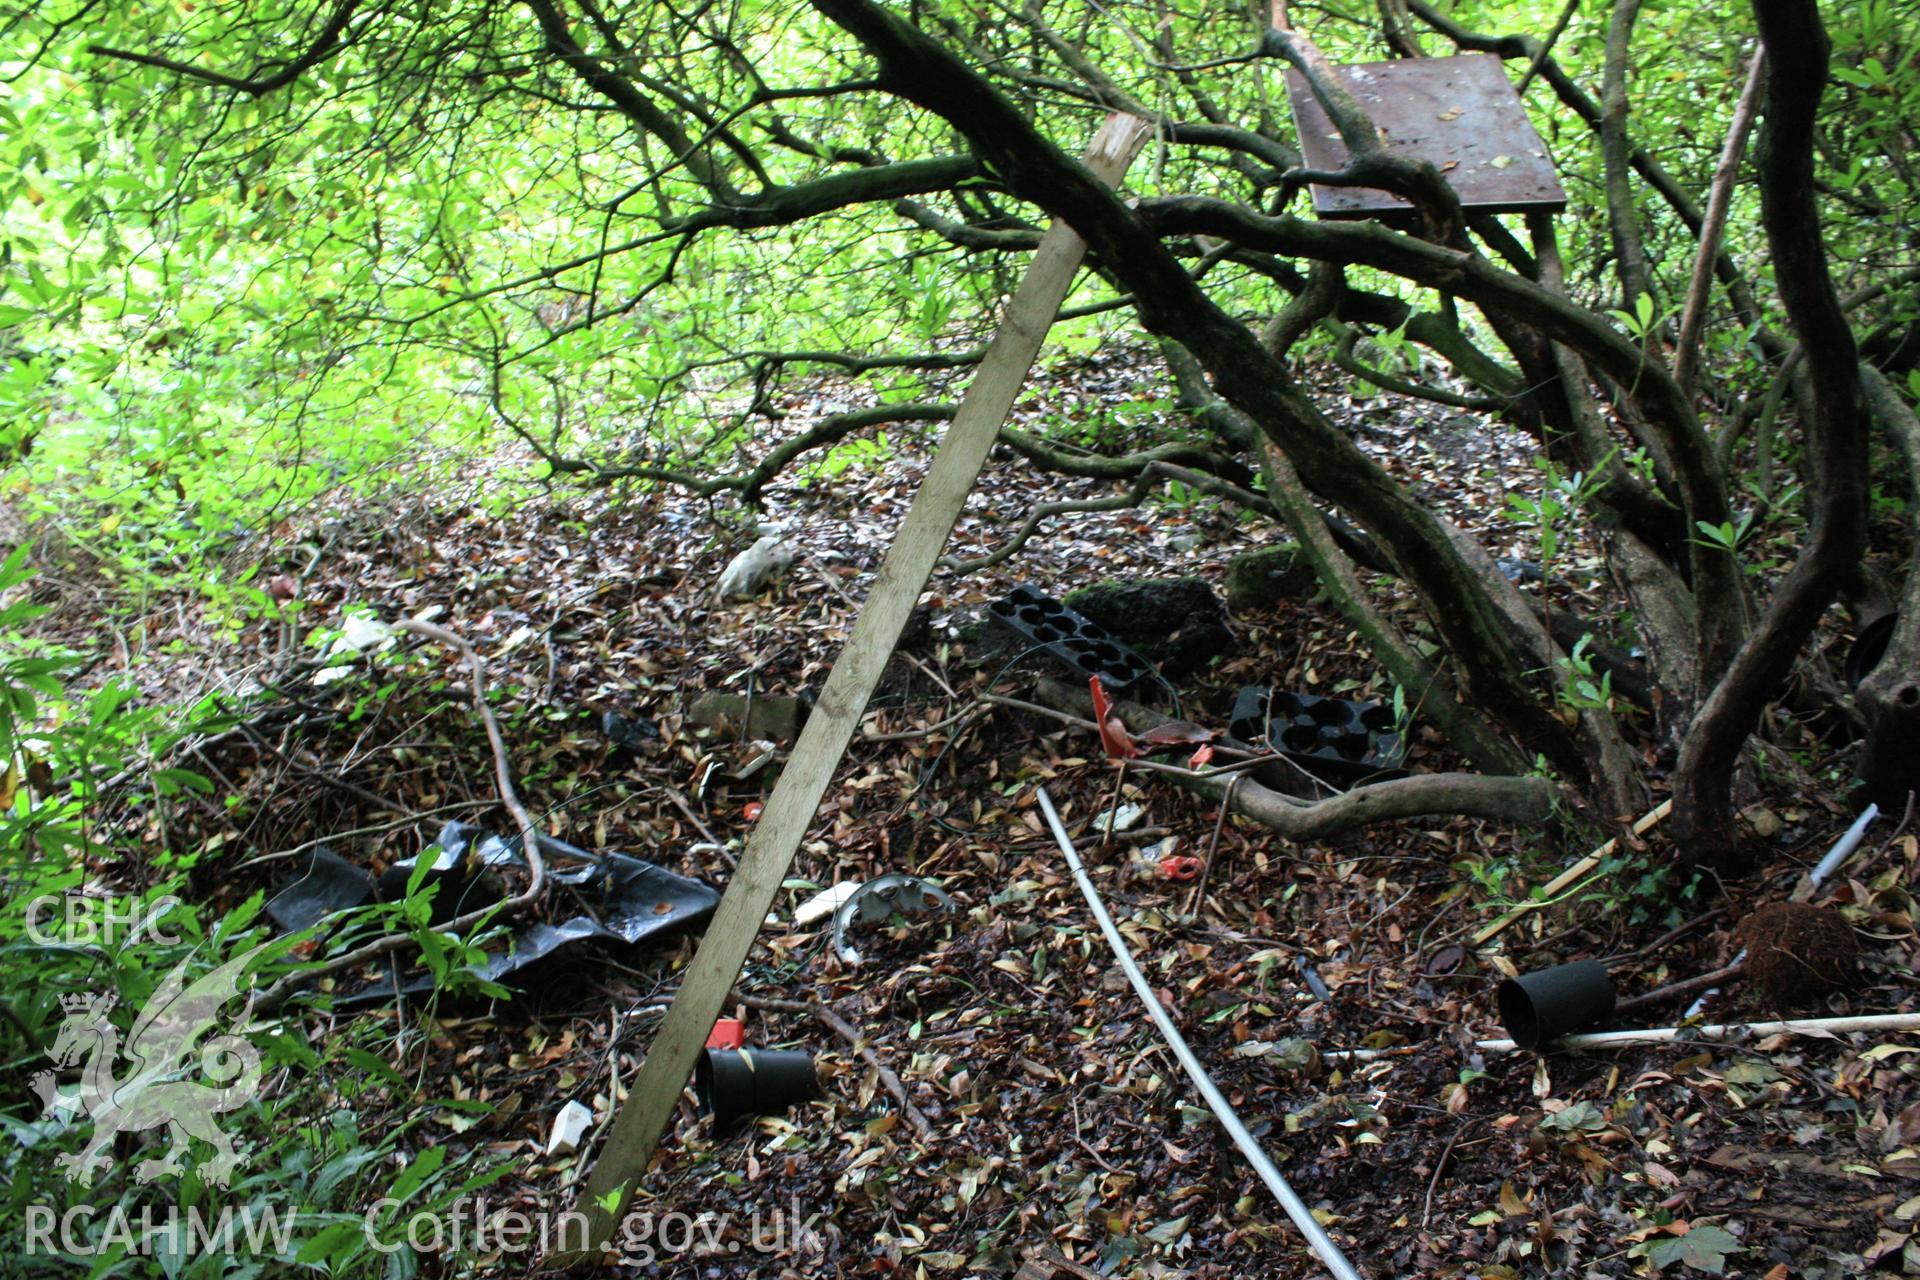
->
[[29, 342, 1920, 1278]]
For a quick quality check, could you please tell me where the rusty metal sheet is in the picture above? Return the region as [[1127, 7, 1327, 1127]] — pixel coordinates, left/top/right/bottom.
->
[[1283, 53, 1566, 220]]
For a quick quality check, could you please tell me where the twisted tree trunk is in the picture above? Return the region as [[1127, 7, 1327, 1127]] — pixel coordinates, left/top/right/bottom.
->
[[1669, 0, 1871, 864]]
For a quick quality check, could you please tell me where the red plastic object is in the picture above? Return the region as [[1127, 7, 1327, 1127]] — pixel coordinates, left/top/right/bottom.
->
[[1161, 855, 1204, 882], [1089, 676, 1137, 760], [705, 1018, 745, 1050], [742, 801, 764, 822]]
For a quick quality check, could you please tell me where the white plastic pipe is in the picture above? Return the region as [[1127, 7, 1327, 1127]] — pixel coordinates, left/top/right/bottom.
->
[[1036, 788, 1367, 1280], [1808, 802, 1880, 888], [1328, 1012, 1920, 1062], [1475, 1011, 1920, 1052]]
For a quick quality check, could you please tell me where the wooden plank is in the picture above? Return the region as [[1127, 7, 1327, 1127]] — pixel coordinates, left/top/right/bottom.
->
[[566, 111, 1150, 1255]]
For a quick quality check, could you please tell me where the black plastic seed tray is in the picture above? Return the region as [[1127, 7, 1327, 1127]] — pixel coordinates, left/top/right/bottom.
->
[[987, 585, 1156, 691], [1229, 686, 1408, 781]]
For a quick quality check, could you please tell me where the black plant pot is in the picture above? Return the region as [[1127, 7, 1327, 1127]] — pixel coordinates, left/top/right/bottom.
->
[[1497, 960, 1615, 1050], [696, 1049, 820, 1129]]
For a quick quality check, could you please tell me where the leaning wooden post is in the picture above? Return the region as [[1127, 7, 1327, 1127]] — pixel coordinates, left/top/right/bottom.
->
[[564, 112, 1150, 1257]]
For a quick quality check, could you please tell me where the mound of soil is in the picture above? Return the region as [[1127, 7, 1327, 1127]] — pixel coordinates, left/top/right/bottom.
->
[[1737, 901, 1859, 1006]]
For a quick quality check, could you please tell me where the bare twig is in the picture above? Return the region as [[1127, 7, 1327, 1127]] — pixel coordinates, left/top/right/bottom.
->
[[255, 619, 546, 1014], [1184, 773, 1241, 915], [235, 800, 497, 870], [742, 995, 937, 1143], [1069, 1094, 1125, 1174], [1613, 961, 1745, 1014], [237, 721, 403, 815], [1422, 1120, 1472, 1229], [862, 705, 981, 742]]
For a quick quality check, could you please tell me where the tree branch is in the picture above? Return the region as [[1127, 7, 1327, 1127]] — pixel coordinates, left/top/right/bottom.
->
[[1032, 677, 1561, 838], [1672, 0, 1870, 864], [89, 0, 362, 98], [1673, 47, 1766, 395]]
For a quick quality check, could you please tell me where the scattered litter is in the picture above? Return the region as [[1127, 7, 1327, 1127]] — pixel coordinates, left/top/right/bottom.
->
[[793, 882, 860, 928], [1139, 836, 1180, 861], [337, 613, 396, 654], [1844, 613, 1896, 688], [705, 1017, 745, 1050], [266, 846, 375, 934], [696, 1048, 819, 1128], [1160, 855, 1203, 881], [987, 585, 1157, 691], [546, 1100, 595, 1156], [267, 820, 720, 1003], [314, 614, 398, 684], [832, 873, 954, 965], [1495, 557, 1543, 583], [713, 535, 797, 600], [601, 710, 660, 750], [1230, 687, 1407, 783], [731, 744, 779, 783], [1234, 1037, 1320, 1072], [1801, 802, 1880, 894], [1100, 801, 1146, 833], [1496, 959, 1616, 1050], [1473, 1011, 1920, 1054], [1299, 958, 1333, 1003]]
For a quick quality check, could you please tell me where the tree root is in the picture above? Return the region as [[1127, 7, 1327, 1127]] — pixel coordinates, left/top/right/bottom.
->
[[1030, 676, 1561, 839]]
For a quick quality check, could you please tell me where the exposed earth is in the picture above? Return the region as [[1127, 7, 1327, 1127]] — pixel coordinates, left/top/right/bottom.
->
[[30, 341, 1920, 1278]]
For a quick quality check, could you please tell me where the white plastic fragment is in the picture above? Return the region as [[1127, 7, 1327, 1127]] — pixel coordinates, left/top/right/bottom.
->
[[713, 536, 797, 600], [832, 874, 954, 965], [337, 613, 396, 653], [1474, 1011, 1920, 1054], [1099, 802, 1146, 833], [1325, 1013, 1920, 1062], [315, 612, 399, 685], [546, 1100, 595, 1156], [793, 883, 860, 928]]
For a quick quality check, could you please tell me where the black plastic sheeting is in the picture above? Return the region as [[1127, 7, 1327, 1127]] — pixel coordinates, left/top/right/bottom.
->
[[266, 820, 721, 1004]]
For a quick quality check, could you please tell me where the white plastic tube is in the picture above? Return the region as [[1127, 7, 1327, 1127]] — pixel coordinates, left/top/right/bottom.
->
[[1475, 1011, 1920, 1052], [1808, 802, 1880, 888], [1036, 788, 1368, 1280], [1326, 1012, 1920, 1062]]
